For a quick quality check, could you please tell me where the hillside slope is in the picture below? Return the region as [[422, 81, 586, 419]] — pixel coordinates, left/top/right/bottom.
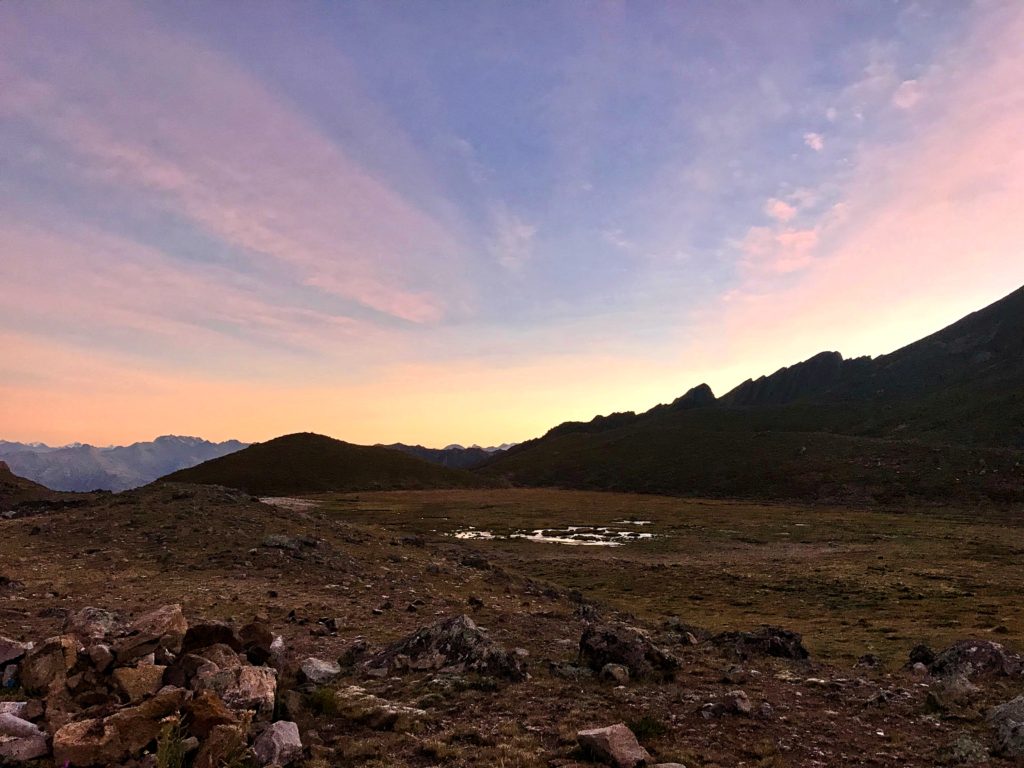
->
[[481, 286, 1024, 503], [163, 432, 491, 495], [0, 460, 56, 508]]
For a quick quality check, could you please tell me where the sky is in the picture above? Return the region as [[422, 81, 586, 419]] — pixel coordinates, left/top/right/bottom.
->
[[2, 1, 1024, 448]]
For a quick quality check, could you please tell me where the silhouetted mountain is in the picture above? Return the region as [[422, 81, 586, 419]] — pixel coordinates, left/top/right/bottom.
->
[[0, 460, 55, 508], [163, 432, 492, 495], [720, 352, 872, 407], [481, 286, 1024, 503], [383, 443, 494, 469], [0, 435, 247, 492]]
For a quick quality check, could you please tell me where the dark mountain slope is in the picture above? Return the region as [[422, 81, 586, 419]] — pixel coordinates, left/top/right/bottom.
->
[[163, 433, 491, 495], [0, 461, 56, 508], [481, 286, 1024, 502], [383, 443, 493, 469]]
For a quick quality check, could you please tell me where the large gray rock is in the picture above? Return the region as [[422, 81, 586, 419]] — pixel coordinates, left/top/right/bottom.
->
[[366, 615, 527, 681], [931, 640, 1022, 680], [989, 694, 1024, 757], [253, 720, 302, 766], [64, 607, 123, 642], [194, 664, 277, 717], [579, 624, 679, 681], [334, 685, 426, 732], [0, 713, 48, 762], [712, 626, 809, 660], [577, 723, 651, 768], [299, 657, 341, 685]]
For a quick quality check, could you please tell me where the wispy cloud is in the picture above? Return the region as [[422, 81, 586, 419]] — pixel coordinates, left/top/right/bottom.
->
[[0, 5, 466, 325]]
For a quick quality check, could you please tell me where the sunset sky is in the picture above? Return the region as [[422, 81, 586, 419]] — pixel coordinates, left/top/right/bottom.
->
[[2, 1, 1024, 448]]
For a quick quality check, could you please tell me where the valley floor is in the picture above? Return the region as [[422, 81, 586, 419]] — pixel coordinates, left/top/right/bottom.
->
[[2, 485, 1023, 767]]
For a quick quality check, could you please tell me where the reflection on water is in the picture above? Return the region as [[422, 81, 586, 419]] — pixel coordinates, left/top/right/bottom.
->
[[450, 524, 655, 547]]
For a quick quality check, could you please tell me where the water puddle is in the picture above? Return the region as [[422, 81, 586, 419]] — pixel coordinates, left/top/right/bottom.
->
[[260, 497, 319, 511], [450, 525, 655, 547]]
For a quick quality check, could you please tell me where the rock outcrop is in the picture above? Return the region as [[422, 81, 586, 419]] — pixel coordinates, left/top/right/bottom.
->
[[579, 624, 679, 680], [365, 615, 528, 681], [712, 626, 810, 660]]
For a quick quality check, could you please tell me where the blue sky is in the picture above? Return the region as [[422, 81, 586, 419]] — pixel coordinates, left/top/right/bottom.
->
[[2, 1, 1023, 445]]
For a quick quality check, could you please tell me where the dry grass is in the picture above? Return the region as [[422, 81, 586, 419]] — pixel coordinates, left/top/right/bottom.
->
[[317, 488, 1024, 664]]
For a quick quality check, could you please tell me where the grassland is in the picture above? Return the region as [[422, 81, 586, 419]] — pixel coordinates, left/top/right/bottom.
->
[[315, 488, 1024, 664]]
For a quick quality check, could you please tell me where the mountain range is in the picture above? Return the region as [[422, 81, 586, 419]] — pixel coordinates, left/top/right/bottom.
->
[[478, 285, 1024, 504], [0, 435, 248, 492]]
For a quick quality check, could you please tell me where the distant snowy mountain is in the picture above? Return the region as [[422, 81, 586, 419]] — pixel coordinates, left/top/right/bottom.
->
[[0, 435, 247, 492]]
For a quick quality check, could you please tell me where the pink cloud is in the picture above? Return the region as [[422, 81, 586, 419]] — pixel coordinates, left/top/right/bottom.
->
[[0, 7, 466, 324], [803, 132, 824, 151], [764, 197, 797, 222], [691, 2, 1024, 387], [892, 79, 923, 109], [737, 226, 819, 278]]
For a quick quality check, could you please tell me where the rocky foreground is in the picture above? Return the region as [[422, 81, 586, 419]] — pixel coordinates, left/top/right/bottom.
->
[[2, 603, 1024, 767], [1, 483, 1024, 766]]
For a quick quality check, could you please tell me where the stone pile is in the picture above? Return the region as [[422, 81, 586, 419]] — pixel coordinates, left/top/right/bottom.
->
[[0, 604, 300, 766]]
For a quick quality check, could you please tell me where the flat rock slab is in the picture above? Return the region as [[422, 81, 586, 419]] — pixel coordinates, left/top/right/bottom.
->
[[578, 723, 651, 768]]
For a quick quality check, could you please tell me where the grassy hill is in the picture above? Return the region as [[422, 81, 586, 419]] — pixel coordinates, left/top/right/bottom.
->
[[480, 286, 1024, 503], [162, 432, 492, 495]]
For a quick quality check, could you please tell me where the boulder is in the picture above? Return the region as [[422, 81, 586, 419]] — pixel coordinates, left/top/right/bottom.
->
[[184, 690, 239, 739], [723, 689, 753, 716], [299, 657, 342, 685], [195, 643, 246, 671], [239, 621, 275, 665], [20, 634, 78, 694], [0, 703, 26, 719], [601, 663, 630, 685], [989, 694, 1024, 757], [579, 624, 679, 680], [0, 636, 30, 666], [334, 685, 426, 732], [930, 640, 1022, 680], [64, 607, 123, 642], [254, 720, 303, 766], [194, 664, 277, 716], [182, 621, 243, 654], [114, 604, 188, 663], [712, 626, 809, 660], [0, 713, 48, 762], [112, 664, 167, 702], [577, 723, 651, 768], [53, 685, 187, 766], [88, 643, 114, 672], [192, 724, 250, 768], [366, 615, 527, 681], [703, 690, 753, 718]]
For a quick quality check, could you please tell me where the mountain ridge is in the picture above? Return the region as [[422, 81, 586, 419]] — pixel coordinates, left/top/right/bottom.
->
[[163, 432, 494, 495], [481, 285, 1024, 502]]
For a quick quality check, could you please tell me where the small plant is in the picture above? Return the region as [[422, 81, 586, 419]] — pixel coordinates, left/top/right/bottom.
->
[[308, 685, 339, 715], [626, 714, 668, 741], [156, 717, 186, 768]]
